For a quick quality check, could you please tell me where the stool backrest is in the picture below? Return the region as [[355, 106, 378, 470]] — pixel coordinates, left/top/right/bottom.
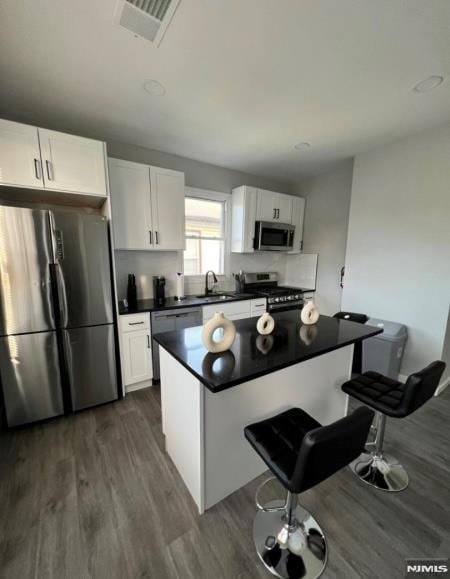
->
[[291, 406, 374, 493], [333, 312, 369, 324], [333, 312, 368, 374], [401, 361, 446, 416]]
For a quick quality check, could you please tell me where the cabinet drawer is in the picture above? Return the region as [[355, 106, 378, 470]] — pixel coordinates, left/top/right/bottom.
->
[[251, 298, 267, 317], [120, 313, 150, 333], [203, 300, 252, 322]]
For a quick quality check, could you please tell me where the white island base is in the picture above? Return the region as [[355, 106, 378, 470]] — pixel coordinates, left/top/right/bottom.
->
[[159, 345, 353, 514]]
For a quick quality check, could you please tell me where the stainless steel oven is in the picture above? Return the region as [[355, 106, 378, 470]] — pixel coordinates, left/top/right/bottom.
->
[[254, 221, 295, 251]]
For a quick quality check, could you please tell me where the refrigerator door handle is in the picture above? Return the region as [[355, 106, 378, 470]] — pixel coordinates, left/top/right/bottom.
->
[[54, 263, 69, 328]]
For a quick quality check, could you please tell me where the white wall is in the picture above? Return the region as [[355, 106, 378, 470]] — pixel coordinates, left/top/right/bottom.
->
[[342, 123, 450, 378], [291, 160, 354, 315], [440, 308, 450, 388]]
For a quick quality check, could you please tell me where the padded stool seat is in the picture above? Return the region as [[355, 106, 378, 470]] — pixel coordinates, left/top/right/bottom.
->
[[342, 371, 406, 417], [342, 361, 446, 492], [245, 408, 321, 492]]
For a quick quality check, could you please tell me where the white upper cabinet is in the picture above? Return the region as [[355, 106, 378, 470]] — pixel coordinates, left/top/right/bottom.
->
[[0, 119, 44, 189], [39, 129, 107, 196], [150, 166, 185, 251], [257, 189, 293, 223], [232, 185, 305, 253], [108, 158, 185, 251], [288, 196, 306, 254], [0, 119, 108, 198], [231, 185, 257, 253], [109, 159, 152, 250]]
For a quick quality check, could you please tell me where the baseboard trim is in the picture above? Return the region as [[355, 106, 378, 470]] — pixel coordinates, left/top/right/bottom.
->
[[125, 379, 153, 393], [435, 377, 450, 397]]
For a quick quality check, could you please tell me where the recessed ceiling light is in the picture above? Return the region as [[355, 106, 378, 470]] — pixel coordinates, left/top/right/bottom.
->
[[294, 142, 311, 150], [413, 75, 444, 93], [143, 80, 166, 96]]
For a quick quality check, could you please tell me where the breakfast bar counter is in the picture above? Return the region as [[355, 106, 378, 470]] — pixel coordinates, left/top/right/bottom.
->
[[154, 312, 381, 513]]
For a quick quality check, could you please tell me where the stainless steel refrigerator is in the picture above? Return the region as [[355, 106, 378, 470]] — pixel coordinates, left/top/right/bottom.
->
[[0, 206, 119, 427]]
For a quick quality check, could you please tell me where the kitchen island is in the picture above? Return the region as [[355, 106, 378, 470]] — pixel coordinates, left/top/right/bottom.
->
[[154, 312, 382, 513]]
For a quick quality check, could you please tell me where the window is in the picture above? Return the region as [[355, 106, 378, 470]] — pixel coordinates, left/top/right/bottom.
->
[[184, 195, 226, 275]]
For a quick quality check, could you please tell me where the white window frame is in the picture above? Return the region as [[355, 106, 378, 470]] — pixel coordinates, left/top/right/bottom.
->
[[183, 187, 231, 279]]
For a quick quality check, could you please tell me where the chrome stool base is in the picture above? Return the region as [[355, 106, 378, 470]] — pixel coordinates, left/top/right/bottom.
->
[[351, 451, 409, 492], [253, 500, 327, 579]]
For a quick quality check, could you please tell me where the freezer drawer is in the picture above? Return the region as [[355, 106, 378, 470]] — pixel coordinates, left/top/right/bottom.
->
[[50, 211, 113, 328], [0, 332, 64, 426], [63, 325, 118, 411]]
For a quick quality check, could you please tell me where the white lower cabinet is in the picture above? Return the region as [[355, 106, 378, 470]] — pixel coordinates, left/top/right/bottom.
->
[[119, 313, 152, 391], [203, 300, 251, 323], [250, 298, 267, 317]]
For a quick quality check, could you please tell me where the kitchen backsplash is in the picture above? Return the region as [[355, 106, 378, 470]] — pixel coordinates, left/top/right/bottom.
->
[[114, 250, 316, 300]]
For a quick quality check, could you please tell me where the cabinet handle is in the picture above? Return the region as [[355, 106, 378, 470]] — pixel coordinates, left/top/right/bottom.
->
[[276, 208, 280, 219], [45, 160, 53, 181], [34, 158, 41, 180], [155, 231, 159, 245], [147, 335, 150, 348], [129, 321, 144, 326], [149, 230, 153, 244], [273, 208, 276, 219]]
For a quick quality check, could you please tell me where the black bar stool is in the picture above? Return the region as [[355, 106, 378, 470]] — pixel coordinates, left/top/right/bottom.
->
[[244, 406, 374, 579], [333, 311, 369, 374], [342, 360, 445, 492]]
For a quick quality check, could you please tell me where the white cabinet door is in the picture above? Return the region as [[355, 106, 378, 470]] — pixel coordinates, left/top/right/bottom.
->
[[0, 119, 43, 188], [39, 129, 107, 195], [288, 196, 306, 254], [277, 193, 293, 223], [109, 158, 152, 250], [231, 186, 257, 253], [150, 166, 185, 250], [257, 190, 278, 222], [257, 190, 293, 223], [121, 329, 152, 385]]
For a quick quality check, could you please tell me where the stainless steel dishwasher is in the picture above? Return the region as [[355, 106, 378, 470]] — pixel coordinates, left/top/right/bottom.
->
[[151, 307, 202, 381]]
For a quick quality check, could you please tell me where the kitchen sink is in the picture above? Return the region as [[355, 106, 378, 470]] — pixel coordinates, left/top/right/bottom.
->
[[195, 294, 234, 301]]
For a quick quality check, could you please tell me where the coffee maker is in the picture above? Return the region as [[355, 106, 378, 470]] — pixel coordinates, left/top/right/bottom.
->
[[153, 276, 166, 305]]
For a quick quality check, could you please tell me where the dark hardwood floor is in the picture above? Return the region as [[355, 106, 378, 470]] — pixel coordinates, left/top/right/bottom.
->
[[0, 385, 449, 579]]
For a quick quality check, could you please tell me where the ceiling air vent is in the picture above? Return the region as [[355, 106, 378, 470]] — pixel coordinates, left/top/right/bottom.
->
[[116, 0, 180, 46]]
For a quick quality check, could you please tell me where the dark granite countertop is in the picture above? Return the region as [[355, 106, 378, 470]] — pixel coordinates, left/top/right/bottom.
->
[[118, 293, 258, 315], [119, 289, 316, 315], [153, 312, 382, 393]]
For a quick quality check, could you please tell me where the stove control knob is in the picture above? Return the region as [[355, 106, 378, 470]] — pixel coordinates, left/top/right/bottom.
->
[[287, 295, 293, 301], [294, 294, 300, 300], [274, 297, 280, 303]]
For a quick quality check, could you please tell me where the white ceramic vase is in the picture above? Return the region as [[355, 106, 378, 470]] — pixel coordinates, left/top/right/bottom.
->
[[256, 312, 275, 335], [201, 312, 236, 353], [301, 300, 320, 325]]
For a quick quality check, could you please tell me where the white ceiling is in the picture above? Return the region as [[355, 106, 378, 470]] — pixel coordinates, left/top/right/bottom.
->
[[0, 0, 449, 183]]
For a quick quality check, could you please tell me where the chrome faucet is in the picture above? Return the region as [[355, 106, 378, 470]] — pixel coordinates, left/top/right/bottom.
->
[[205, 270, 218, 295]]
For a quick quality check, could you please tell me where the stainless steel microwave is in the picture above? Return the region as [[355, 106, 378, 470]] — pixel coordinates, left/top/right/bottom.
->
[[254, 221, 295, 251]]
